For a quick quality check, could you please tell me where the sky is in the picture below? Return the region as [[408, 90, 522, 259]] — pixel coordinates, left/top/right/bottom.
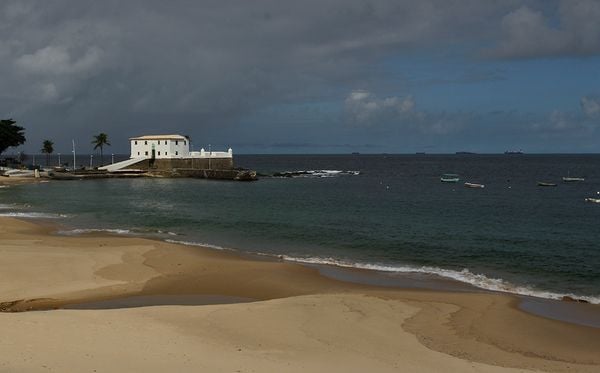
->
[[1, 0, 600, 154]]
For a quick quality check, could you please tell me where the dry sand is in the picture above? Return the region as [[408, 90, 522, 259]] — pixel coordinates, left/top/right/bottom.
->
[[0, 217, 599, 372]]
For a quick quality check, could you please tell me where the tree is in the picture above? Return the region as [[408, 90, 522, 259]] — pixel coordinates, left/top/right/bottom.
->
[[0, 119, 26, 155], [41, 140, 54, 166], [91, 133, 111, 166]]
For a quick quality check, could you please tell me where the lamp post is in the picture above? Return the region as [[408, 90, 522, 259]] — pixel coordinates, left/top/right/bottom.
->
[[208, 143, 211, 170], [58, 153, 61, 166], [89, 154, 93, 168], [111, 154, 114, 164], [72, 140, 76, 170]]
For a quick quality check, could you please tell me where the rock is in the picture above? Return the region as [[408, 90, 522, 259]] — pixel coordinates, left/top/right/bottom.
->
[[234, 170, 257, 181]]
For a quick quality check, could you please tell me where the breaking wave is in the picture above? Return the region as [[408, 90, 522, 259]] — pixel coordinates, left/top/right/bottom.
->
[[161, 237, 600, 304], [165, 239, 234, 251], [0, 212, 67, 219], [58, 228, 179, 236], [57, 228, 134, 235], [279, 255, 600, 304]]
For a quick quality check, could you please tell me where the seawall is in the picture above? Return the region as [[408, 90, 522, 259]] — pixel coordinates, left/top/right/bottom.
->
[[123, 157, 234, 171]]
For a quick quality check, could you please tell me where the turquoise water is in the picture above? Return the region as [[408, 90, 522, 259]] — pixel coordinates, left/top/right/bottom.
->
[[1, 154, 599, 302]]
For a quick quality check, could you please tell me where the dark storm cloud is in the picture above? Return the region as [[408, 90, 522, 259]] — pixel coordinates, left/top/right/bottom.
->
[[0, 0, 597, 153], [0, 1, 519, 146]]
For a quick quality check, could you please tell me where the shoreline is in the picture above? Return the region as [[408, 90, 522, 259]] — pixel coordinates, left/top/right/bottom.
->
[[51, 223, 600, 305], [3, 174, 599, 306], [8, 212, 600, 325], [1, 216, 599, 372]]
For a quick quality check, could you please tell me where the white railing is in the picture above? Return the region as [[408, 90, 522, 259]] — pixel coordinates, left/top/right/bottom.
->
[[190, 148, 233, 158]]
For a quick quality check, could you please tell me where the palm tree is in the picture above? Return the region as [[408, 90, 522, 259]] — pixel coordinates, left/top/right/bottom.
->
[[91, 133, 111, 166], [41, 140, 54, 166]]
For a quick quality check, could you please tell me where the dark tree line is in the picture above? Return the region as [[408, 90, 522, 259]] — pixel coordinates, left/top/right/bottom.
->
[[1, 119, 112, 167], [0, 119, 26, 155]]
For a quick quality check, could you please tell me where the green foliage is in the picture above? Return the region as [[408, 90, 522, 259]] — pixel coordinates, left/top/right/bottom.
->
[[0, 119, 26, 155], [41, 139, 54, 166], [41, 140, 54, 155], [91, 133, 111, 165]]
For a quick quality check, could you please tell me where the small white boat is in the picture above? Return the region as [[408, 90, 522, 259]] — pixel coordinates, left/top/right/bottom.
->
[[585, 198, 600, 204], [562, 177, 585, 182], [441, 174, 459, 182], [464, 182, 484, 188], [3, 169, 35, 177]]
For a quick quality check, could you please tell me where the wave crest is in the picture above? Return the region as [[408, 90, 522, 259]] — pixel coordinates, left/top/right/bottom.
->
[[280, 256, 600, 304]]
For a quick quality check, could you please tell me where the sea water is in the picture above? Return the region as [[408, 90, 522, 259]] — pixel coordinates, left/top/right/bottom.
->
[[1, 154, 599, 303]]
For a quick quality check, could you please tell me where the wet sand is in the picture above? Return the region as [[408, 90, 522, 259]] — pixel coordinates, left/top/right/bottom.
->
[[1, 217, 599, 372], [0, 176, 46, 187]]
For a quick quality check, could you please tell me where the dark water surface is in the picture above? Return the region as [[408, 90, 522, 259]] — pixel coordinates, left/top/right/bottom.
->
[[1, 154, 599, 302]]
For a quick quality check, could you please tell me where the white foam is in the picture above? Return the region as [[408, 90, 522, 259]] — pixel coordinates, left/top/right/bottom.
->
[[165, 239, 233, 251], [160, 239, 600, 304], [0, 212, 67, 219], [307, 170, 360, 177], [57, 228, 133, 235], [275, 170, 361, 178], [279, 256, 600, 304]]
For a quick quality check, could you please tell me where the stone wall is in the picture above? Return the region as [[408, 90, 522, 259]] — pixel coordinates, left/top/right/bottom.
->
[[123, 157, 234, 171]]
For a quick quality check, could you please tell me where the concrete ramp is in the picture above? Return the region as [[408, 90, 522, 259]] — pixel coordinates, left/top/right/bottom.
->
[[98, 157, 145, 172]]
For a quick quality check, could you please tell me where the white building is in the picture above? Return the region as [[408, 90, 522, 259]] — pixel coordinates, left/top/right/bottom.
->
[[129, 134, 232, 159], [99, 134, 232, 172]]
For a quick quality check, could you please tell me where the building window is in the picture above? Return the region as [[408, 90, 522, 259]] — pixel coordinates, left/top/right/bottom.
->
[[175, 140, 178, 145], [175, 151, 178, 156], [184, 141, 187, 145], [145, 151, 148, 156], [158, 151, 161, 156], [144, 141, 147, 145], [165, 152, 168, 156], [137, 152, 140, 155], [135, 141, 138, 145]]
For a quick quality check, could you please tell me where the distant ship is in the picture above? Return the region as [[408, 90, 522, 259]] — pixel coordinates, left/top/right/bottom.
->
[[504, 150, 524, 155], [455, 151, 476, 155]]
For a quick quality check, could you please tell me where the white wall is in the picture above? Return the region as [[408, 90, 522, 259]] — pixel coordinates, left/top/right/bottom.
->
[[130, 138, 190, 159]]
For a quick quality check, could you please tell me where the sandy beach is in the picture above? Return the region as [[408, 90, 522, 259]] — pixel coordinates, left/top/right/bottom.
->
[[0, 176, 46, 187], [1, 217, 599, 372]]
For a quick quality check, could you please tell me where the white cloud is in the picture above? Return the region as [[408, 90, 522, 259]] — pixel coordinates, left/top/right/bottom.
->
[[15, 45, 103, 75], [487, 0, 600, 59], [39, 82, 59, 102], [581, 96, 600, 117], [345, 90, 415, 125]]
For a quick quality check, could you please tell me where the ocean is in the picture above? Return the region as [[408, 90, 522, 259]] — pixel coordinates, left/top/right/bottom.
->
[[1, 154, 599, 303]]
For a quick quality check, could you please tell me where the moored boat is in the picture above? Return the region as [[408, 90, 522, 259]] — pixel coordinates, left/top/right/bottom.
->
[[562, 176, 585, 182], [464, 182, 484, 188], [538, 181, 557, 187], [585, 198, 600, 204], [441, 173, 459, 183]]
